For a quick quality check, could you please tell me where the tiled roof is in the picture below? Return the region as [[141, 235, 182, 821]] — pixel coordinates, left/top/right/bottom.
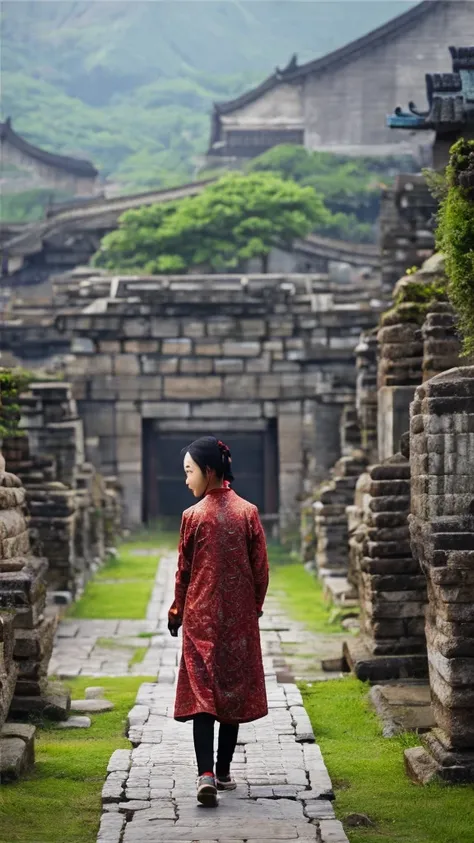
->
[[387, 46, 474, 132], [212, 2, 440, 120], [0, 118, 98, 177]]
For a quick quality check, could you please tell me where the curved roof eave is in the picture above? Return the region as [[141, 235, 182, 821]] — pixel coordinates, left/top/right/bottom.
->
[[0, 118, 98, 178], [212, 1, 442, 118]]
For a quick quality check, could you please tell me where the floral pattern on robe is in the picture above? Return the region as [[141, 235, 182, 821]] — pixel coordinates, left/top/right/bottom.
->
[[169, 487, 269, 724]]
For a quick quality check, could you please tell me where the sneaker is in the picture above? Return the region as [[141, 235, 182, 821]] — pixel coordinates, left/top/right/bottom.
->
[[196, 773, 218, 807], [216, 774, 237, 791]]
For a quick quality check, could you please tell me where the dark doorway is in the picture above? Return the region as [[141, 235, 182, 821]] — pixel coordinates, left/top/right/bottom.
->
[[143, 422, 278, 523]]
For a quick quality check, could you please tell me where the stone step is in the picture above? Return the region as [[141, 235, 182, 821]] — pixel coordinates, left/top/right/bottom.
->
[[0, 722, 35, 782]]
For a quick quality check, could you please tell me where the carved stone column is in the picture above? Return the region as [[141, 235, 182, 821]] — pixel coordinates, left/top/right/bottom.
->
[[406, 367, 474, 783]]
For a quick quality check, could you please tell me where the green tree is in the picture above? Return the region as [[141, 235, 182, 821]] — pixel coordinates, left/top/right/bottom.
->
[[93, 172, 329, 273], [248, 144, 416, 242], [436, 139, 474, 356]]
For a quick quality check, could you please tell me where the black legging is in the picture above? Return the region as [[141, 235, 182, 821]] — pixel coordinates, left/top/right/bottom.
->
[[193, 713, 239, 777]]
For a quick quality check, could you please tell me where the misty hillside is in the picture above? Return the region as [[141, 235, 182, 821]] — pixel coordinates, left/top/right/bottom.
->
[[2, 0, 417, 190]]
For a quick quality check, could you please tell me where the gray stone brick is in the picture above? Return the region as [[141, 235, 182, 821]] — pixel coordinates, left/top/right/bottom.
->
[[223, 341, 261, 357], [162, 339, 192, 356], [214, 359, 245, 374]]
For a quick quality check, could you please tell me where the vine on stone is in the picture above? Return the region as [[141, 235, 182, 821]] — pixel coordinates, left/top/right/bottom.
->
[[0, 368, 32, 441], [436, 139, 474, 356]]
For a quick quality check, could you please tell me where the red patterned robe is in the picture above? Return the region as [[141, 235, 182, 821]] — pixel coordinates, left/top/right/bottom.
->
[[169, 487, 269, 724]]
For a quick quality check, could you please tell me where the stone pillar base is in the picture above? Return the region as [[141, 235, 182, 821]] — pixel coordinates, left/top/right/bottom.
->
[[9, 679, 71, 722], [405, 730, 474, 784], [343, 636, 428, 683]]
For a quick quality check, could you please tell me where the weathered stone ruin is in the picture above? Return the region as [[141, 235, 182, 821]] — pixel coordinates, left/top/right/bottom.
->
[[406, 368, 474, 783], [422, 301, 462, 383], [379, 174, 437, 296], [354, 330, 378, 462], [343, 451, 428, 682], [2, 381, 123, 600], [1, 270, 382, 533], [0, 406, 69, 781]]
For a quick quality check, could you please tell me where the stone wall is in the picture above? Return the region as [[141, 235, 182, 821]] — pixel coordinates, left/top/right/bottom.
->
[[406, 368, 474, 783], [0, 442, 69, 779], [379, 175, 437, 296], [51, 272, 382, 530], [2, 381, 122, 598]]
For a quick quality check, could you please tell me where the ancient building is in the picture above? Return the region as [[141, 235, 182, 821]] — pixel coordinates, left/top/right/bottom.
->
[[207, 1, 473, 164], [0, 118, 98, 197], [2, 270, 382, 532], [1, 180, 379, 288], [0, 373, 72, 780], [388, 46, 474, 169]]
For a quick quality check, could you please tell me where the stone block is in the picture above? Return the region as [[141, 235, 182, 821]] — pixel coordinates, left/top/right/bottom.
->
[[179, 359, 213, 374], [215, 358, 245, 374], [378, 386, 416, 461], [149, 319, 178, 338], [184, 321, 205, 338], [116, 412, 141, 437], [99, 341, 121, 353], [278, 415, 303, 464], [162, 339, 192, 356], [57, 715, 91, 728], [0, 734, 35, 781], [223, 341, 261, 357], [113, 355, 140, 376], [139, 356, 170, 375], [164, 377, 222, 400], [207, 318, 237, 337], [223, 376, 257, 399], [258, 375, 281, 400], [141, 402, 190, 419], [123, 318, 152, 339], [195, 341, 222, 356], [246, 354, 272, 373], [124, 341, 159, 354], [240, 319, 266, 338], [116, 437, 142, 464]]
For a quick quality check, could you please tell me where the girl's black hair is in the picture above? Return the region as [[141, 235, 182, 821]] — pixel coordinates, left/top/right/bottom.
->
[[181, 435, 234, 484]]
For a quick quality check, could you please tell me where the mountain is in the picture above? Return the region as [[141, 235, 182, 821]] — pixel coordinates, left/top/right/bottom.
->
[[1, 1, 418, 191]]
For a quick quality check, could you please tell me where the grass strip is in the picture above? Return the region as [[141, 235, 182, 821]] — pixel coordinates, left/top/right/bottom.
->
[[0, 676, 154, 843], [68, 530, 177, 620], [268, 556, 344, 634], [302, 677, 474, 843]]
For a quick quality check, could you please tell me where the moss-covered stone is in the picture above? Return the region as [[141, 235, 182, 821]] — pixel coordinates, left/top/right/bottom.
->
[[436, 138, 474, 356]]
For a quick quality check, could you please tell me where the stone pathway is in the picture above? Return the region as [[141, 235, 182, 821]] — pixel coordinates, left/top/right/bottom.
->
[[48, 556, 167, 679], [51, 550, 349, 842]]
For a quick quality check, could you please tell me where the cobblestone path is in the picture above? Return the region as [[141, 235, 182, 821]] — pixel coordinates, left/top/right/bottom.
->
[[51, 552, 349, 843]]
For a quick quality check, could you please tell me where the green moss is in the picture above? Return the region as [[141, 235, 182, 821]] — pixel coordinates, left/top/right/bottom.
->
[[67, 530, 176, 620], [380, 302, 427, 327], [0, 676, 154, 843], [268, 555, 345, 634], [302, 678, 474, 843], [129, 647, 147, 666], [0, 368, 33, 439], [394, 279, 447, 307], [436, 139, 474, 355]]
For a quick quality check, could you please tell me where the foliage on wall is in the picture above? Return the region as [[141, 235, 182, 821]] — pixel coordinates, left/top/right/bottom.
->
[[0, 369, 32, 440], [436, 139, 474, 355]]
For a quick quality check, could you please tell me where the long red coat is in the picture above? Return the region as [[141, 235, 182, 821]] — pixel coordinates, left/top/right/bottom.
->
[[169, 487, 269, 724]]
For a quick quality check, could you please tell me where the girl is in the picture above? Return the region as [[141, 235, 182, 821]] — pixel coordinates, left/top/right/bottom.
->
[[168, 435, 269, 807]]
